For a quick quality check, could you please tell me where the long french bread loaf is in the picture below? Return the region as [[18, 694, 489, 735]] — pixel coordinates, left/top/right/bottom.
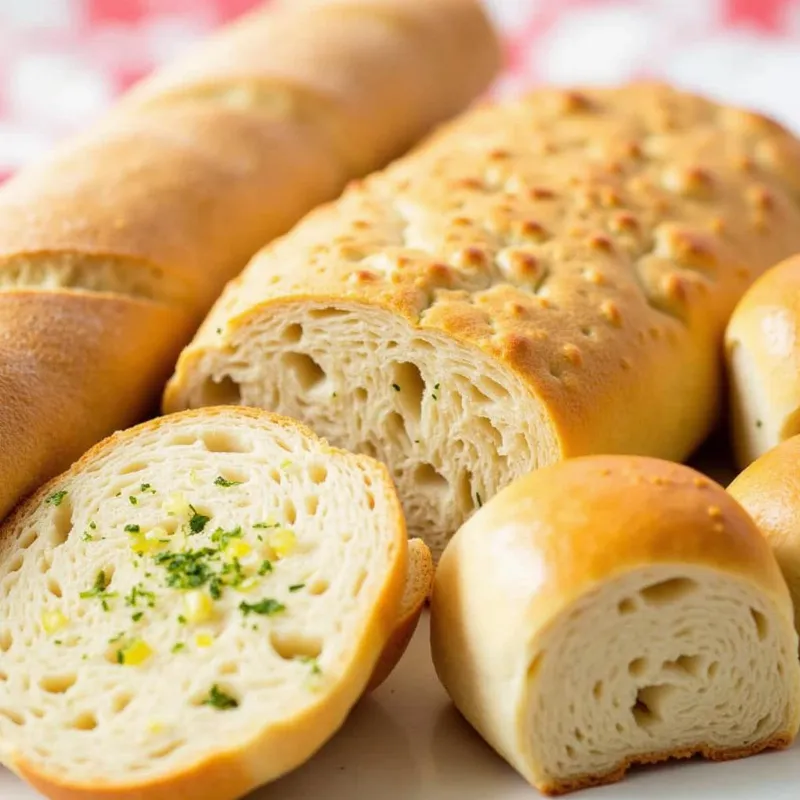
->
[[0, 407, 414, 800], [0, 0, 500, 522], [164, 83, 800, 556]]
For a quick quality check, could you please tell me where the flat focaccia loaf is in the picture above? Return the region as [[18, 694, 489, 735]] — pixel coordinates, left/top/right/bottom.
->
[[0, 408, 410, 800], [164, 83, 800, 556], [0, 0, 499, 523], [430, 456, 800, 795]]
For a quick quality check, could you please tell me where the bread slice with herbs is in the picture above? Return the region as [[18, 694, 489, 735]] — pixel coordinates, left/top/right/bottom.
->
[[0, 407, 408, 800]]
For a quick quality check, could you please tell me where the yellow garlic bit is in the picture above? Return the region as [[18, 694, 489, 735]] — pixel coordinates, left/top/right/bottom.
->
[[268, 528, 297, 559], [227, 540, 252, 559], [119, 639, 153, 666], [184, 591, 214, 624], [147, 720, 166, 734], [163, 492, 190, 517], [41, 610, 69, 635], [195, 633, 214, 648], [130, 528, 169, 556]]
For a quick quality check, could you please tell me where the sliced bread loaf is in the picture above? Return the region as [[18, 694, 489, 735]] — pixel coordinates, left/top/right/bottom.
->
[[0, 407, 409, 800], [431, 456, 800, 795]]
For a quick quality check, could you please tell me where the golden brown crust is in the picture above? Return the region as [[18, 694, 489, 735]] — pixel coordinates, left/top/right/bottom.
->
[[0, 0, 499, 523], [0, 290, 195, 525], [367, 538, 434, 692], [725, 254, 800, 467], [728, 434, 800, 638], [537, 734, 794, 796], [169, 84, 800, 466], [0, 407, 409, 799]]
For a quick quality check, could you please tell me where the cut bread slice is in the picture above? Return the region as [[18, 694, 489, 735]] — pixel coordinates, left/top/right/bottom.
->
[[0, 407, 408, 800], [368, 537, 433, 692], [431, 456, 800, 796]]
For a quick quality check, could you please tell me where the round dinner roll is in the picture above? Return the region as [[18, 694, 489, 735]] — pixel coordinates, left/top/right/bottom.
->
[[728, 434, 800, 642], [726, 254, 800, 468], [430, 455, 800, 796]]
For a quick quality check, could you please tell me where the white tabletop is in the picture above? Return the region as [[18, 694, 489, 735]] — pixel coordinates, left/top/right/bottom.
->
[[3, 612, 799, 799]]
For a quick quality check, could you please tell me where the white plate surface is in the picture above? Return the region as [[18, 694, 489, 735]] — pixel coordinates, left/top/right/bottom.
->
[[2, 612, 798, 799]]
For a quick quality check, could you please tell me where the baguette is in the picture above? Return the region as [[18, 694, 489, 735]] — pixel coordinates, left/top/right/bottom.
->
[[164, 83, 800, 556], [0, 0, 500, 522], [0, 407, 413, 800], [728, 434, 800, 642], [430, 456, 800, 795], [725, 255, 800, 467]]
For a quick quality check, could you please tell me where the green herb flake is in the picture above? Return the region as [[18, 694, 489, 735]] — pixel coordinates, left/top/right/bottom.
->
[[756, 419, 763, 428], [81, 532, 93, 542], [239, 598, 285, 617], [116, 650, 124, 665], [172, 642, 185, 653], [129, 496, 138, 505], [89, 521, 97, 530], [140, 483, 156, 494], [45, 490, 68, 507], [214, 476, 242, 488], [189, 505, 211, 534], [177, 615, 187, 625], [432, 383, 440, 401], [124, 524, 141, 533], [253, 521, 280, 529], [258, 560, 273, 576], [125, 583, 156, 609], [80, 570, 118, 608], [299, 655, 322, 676], [392, 383, 401, 392], [154, 548, 220, 592], [204, 684, 239, 711], [475, 492, 483, 508], [132, 611, 144, 622], [211, 526, 243, 550], [289, 583, 305, 593], [109, 632, 125, 644]]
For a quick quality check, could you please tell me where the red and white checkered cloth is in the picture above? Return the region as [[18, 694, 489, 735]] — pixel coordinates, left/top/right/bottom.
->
[[1, 0, 799, 184]]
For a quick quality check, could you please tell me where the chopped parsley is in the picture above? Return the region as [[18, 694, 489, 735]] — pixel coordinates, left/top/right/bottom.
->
[[80, 570, 117, 610], [258, 560, 273, 576], [254, 521, 280, 529], [214, 476, 242, 488], [45, 490, 68, 506], [177, 615, 187, 625], [81, 531, 94, 542], [756, 419, 763, 428], [432, 383, 440, 401], [211, 526, 243, 549], [475, 492, 483, 508], [89, 521, 97, 530], [189, 505, 210, 534], [239, 598, 285, 617], [109, 631, 125, 644], [204, 684, 238, 710], [125, 583, 156, 608], [300, 656, 322, 676], [172, 642, 185, 653], [140, 483, 156, 494], [124, 524, 141, 533], [129, 496, 138, 505], [154, 549, 219, 592], [289, 583, 305, 592], [392, 383, 401, 392], [132, 611, 144, 622]]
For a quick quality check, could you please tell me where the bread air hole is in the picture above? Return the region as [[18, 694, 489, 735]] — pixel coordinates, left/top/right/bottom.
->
[[202, 430, 252, 454], [39, 674, 77, 694], [199, 375, 242, 406], [631, 685, 673, 730], [0, 630, 12, 652], [111, 693, 133, 714], [351, 568, 367, 597], [750, 608, 769, 641], [283, 352, 326, 391], [149, 739, 186, 759], [217, 469, 248, 486], [7, 553, 23, 574], [392, 362, 425, 421], [270, 631, 322, 661], [0, 708, 24, 726], [662, 654, 703, 678], [628, 657, 648, 677], [47, 577, 63, 598], [386, 412, 411, 449], [639, 577, 698, 605], [69, 711, 98, 731], [283, 498, 297, 525], [19, 529, 38, 549], [308, 578, 329, 596], [50, 495, 74, 546], [414, 463, 449, 492], [308, 464, 327, 484], [618, 597, 637, 614], [282, 323, 303, 343], [305, 495, 319, 516]]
